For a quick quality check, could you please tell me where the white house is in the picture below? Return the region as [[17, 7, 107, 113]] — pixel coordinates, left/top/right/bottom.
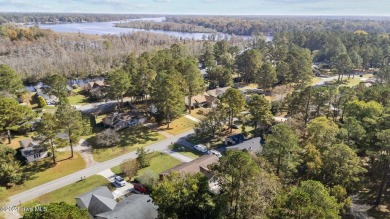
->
[[20, 139, 48, 163]]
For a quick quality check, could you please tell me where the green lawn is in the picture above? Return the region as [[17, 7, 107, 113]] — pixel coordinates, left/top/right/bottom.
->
[[67, 88, 89, 105], [91, 126, 167, 162], [42, 105, 58, 114], [160, 116, 197, 135], [21, 175, 111, 208], [111, 152, 182, 177], [170, 143, 201, 159], [5, 151, 86, 197]]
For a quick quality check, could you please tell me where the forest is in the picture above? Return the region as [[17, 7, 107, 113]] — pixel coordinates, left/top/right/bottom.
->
[[0, 13, 154, 24], [115, 20, 217, 33], [0, 15, 390, 219]]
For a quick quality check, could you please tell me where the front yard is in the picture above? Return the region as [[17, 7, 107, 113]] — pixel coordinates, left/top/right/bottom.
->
[[5, 151, 86, 197], [21, 175, 111, 208], [111, 152, 182, 178], [170, 143, 202, 159], [159, 116, 197, 135], [67, 88, 89, 105], [90, 126, 167, 162]]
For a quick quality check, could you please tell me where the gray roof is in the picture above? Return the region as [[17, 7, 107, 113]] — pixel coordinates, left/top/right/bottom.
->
[[76, 186, 114, 210], [95, 194, 158, 219], [88, 194, 117, 216], [226, 137, 262, 153]]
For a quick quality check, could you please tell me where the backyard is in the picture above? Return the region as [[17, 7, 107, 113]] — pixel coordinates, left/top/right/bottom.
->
[[67, 88, 89, 105]]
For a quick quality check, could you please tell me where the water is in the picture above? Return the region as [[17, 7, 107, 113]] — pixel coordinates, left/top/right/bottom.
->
[[31, 17, 270, 41]]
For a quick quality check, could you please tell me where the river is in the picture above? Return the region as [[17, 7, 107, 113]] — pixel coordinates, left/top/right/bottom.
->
[[31, 17, 272, 41]]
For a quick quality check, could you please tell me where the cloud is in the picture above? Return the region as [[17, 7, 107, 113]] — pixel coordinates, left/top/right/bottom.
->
[[154, 0, 171, 2]]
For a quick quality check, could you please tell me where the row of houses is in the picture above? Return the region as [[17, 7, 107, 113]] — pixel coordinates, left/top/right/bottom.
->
[[76, 135, 261, 218]]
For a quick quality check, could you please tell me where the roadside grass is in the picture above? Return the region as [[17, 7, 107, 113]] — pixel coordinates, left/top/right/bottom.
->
[[91, 126, 166, 162], [67, 88, 89, 105], [170, 143, 201, 159], [189, 108, 208, 121], [159, 116, 197, 135], [20, 175, 111, 209], [5, 151, 86, 197], [111, 152, 182, 179]]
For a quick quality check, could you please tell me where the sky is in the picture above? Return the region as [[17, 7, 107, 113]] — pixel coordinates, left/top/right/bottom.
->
[[0, 0, 389, 16]]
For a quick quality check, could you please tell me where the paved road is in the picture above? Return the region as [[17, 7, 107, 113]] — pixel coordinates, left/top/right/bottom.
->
[[7, 129, 195, 207]]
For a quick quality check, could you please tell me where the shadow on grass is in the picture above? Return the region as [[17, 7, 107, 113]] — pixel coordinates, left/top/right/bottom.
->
[[170, 143, 203, 156]]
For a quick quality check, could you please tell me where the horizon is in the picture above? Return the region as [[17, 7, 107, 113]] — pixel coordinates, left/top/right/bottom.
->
[[0, 0, 389, 17]]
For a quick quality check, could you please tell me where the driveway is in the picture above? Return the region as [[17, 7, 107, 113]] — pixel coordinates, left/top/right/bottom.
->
[[98, 169, 133, 199], [7, 129, 195, 207]]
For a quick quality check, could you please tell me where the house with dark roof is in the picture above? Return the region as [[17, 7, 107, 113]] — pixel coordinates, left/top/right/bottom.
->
[[76, 186, 157, 219], [102, 110, 147, 131], [225, 137, 262, 153], [224, 134, 246, 145], [19, 139, 48, 163]]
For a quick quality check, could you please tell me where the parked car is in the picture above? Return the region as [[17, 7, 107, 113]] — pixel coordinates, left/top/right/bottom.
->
[[194, 144, 208, 153], [209, 149, 222, 158], [115, 176, 126, 187], [133, 183, 147, 193]]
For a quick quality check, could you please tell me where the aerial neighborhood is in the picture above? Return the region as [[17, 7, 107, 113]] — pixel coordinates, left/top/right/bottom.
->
[[0, 8, 390, 219]]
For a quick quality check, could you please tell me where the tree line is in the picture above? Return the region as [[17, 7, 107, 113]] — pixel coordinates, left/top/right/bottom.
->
[[115, 20, 217, 33]]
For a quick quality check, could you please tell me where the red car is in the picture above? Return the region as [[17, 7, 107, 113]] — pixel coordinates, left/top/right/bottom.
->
[[133, 183, 147, 193]]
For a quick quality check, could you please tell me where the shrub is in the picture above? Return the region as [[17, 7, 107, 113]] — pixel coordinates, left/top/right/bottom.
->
[[37, 96, 47, 108], [95, 129, 120, 148], [138, 169, 158, 189], [120, 159, 139, 179]]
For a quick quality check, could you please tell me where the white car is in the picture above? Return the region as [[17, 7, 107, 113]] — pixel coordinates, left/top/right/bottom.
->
[[115, 176, 126, 187], [209, 149, 222, 158], [194, 144, 208, 153]]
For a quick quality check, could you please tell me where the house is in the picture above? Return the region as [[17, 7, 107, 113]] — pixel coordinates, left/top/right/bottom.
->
[[224, 134, 246, 145], [184, 94, 208, 109], [34, 86, 58, 105], [225, 137, 262, 153], [85, 81, 109, 100], [159, 154, 220, 194], [103, 111, 147, 131], [202, 87, 230, 108], [76, 186, 157, 219], [85, 81, 106, 91], [205, 86, 230, 98], [19, 139, 48, 163]]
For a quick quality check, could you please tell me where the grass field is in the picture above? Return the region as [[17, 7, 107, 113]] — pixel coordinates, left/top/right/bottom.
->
[[111, 152, 182, 178], [21, 175, 111, 208], [91, 126, 166, 162], [67, 88, 89, 105], [5, 151, 86, 197], [160, 116, 197, 135]]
